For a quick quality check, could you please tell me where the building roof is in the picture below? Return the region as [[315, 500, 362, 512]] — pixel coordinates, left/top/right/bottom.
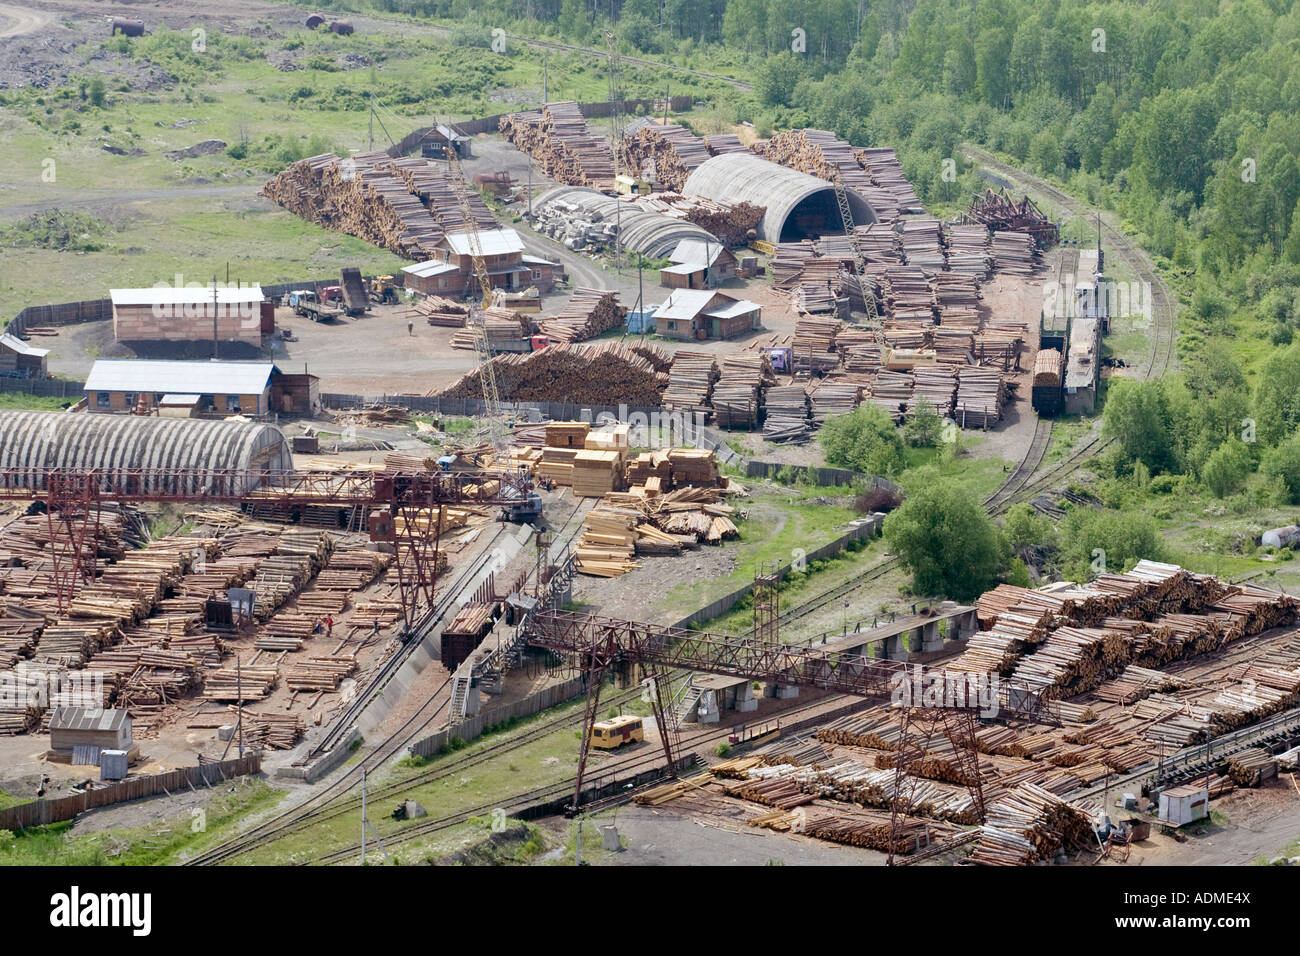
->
[[654, 289, 722, 322], [667, 238, 727, 268], [402, 260, 460, 279], [443, 229, 526, 257], [704, 298, 760, 320], [84, 360, 278, 396], [0, 333, 49, 358], [533, 186, 715, 259], [110, 285, 264, 307], [49, 707, 131, 732], [683, 153, 876, 241], [159, 394, 200, 405], [520, 254, 559, 267]]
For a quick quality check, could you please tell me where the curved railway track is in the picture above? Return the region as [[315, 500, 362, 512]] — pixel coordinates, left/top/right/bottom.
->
[[775, 152, 1177, 627]]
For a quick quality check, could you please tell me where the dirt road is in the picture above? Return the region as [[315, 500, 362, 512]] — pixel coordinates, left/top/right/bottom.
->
[[0, 3, 51, 39]]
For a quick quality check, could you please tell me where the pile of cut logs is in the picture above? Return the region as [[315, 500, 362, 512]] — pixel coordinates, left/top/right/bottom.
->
[[662, 351, 718, 413], [617, 123, 710, 192], [712, 353, 774, 429], [763, 385, 811, 444], [538, 288, 625, 343], [441, 341, 669, 407], [500, 102, 616, 191], [413, 295, 470, 328]]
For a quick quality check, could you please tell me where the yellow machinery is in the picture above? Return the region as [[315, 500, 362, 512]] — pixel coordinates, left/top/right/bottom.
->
[[614, 174, 650, 196], [884, 346, 938, 370], [590, 714, 644, 749]]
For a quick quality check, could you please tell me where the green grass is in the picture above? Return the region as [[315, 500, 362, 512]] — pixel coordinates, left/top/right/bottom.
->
[[0, 789, 26, 811], [0, 777, 281, 866], [0, 393, 75, 411]]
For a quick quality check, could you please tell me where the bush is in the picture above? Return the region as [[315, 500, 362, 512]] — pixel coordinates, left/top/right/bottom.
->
[[820, 404, 907, 477], [1201, 439, 1253, 498], [1263, 431, 1300, 503], [884, 479, 1007, 600]]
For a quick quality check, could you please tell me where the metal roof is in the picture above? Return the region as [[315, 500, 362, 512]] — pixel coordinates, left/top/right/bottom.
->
[[0, 411, 293, 486], [402, 260, 460, 279], [49, 707, 131, 732], [654, 289, 726, 321], [533, 186, 716, 259], [668, 238, 726, 268], [683, 153, 877, 241], [110, 285, 264, 306], [705, 298, 760, 320], [0, 333, 49, 358], [443, 229, 526, 257], [84, 360, 278, 395]]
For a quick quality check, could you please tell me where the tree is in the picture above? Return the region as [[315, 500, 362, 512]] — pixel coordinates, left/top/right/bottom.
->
[[902, 397, 943, 447], [1060, 509, 1164, 582], [1200, 439, 1253, 497], [884, 479, 1007, 601], [1003, 502, 1054, 552], [1264, 431, 1300, 503], [1102, 379, 1175, 473], [819, 403, 907, 477]]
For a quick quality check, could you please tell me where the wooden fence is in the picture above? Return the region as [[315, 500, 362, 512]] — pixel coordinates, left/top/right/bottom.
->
[[0, 754, 262, 831]]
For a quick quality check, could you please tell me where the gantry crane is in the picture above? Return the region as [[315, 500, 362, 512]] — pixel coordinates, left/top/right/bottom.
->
[[444, 144, 508, 461], [832, 178, 883, 344]]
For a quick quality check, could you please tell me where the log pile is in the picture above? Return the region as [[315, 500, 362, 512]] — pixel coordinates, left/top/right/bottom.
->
[[260, 152, 494, 261], [662, 351, 718, 414], [413, 294, 470, 328], [808, 382, 861, 425], [969, 783, 1096, 865], [953, 366, 1006, 428], [763, 385, 811, 444], [441, 341, 669, 407], [538, 288, 625, 343], [712, 353, 773, 429], [769, 241, 818, 290], [617, 123, 710, 192], [945, 224, 991, 278], [856, 147, 923, 217], [627, 192, 764, 245], [909, 364, 957, 417], [990, 230, 1038, 275], [500, 102, 616, 191]]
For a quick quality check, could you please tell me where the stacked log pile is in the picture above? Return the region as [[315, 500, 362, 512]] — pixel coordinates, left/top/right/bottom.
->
[[662, 351, 718, 413], [763, 385, 811, 444], [945, 224, 991, 277], [808, 382, 861, 425], [953, 366, 1006, 428], [769, 241, 818, 289], [909, 364, 957, 417], [899, 218, 946, 274], [704, 133, 747, 155], [538, 288, 625, 343], [441, 341, 669, 407], [856, 147, 923, 217], [500, 102, 616, 191], [754, 129, 874, 197], [414, 295, 470, 328], [449, 309, 531, 351], [969, 784, 1096, 865], [626, 192, 764, 245], [260, 152, 494, 260], [617, 123, 710, 192], [713, 353, 774, 429], [990, 230, 1038, 275]]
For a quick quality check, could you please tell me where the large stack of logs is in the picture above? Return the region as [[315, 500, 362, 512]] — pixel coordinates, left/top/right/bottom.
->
[[617, 123, 710, 192], [500, 102, 616, 191], [662, 351, 718, 414], [538, 288, 625, 343], [441, 341, 670, 407], [763, 385, 811, 444], [713, 353, 774, 429], [990, 230, 1038, 275], [969, 784, 1096, 865], [413, 295, 471, 328], [260, 152, 494, 261], [953, 366, 1007, 428]]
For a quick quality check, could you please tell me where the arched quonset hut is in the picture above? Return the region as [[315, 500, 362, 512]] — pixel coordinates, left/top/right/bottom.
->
[[533, 186, 716, 259], [683, 153, 877, 242], [0, 412, 292, 493]]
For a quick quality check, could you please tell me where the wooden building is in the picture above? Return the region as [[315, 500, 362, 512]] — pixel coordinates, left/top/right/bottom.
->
[[0, 333, 49, 378], [110, 285, 272, 347], [48, 707, 133, 762], [401, 229, 558, 297], [659, 238, 737, 289], [83, 360, 319, 418], [653, 289, 761, 341], [419, 124, 471, 159]]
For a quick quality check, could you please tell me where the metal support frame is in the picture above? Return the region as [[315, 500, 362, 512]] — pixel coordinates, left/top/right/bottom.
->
[[752, 559, 781, 646], [885, 706, 986, 865], [44, 472, 101, 612]]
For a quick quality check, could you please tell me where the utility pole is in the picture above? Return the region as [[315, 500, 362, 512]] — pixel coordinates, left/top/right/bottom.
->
[[663, 83, 669, 125], [211, 275, 219, 360], [369, 93, 374, 152], [527, 156, 533, 218], [236, 655, 244, 758], [542, 53, 548, 104]]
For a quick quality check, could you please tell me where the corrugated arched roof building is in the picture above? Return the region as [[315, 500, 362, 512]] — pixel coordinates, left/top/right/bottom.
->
[[0, 412, 292, 493], [683, 153, 877, 242]]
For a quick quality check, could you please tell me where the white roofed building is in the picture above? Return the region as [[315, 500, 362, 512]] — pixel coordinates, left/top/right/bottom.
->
[[401, 228, 560, 296], [110, 284, 270, 347]]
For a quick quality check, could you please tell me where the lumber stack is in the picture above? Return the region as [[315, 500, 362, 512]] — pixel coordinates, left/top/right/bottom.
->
[[572, 450, 624, 497], [969, 784, 1096, 865], [413, 294, 470, 328], [856, 147, 923, 217], [441, 341, 669, 407], [449, 308, 531, 351], [575, 507, 639, 577], [1033, 348, 1063, 388], [769, 241, 818, 290], [909, 364, 957, 418], [538, 288, 625, 343], [945, 224, 991, 278], [990, 230, 1037, 275]]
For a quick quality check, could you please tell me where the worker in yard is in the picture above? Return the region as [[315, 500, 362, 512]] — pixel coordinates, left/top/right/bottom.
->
[[325, 615, 334, 639], [372, 618, 380, 637], [407, 319, 414, 336]]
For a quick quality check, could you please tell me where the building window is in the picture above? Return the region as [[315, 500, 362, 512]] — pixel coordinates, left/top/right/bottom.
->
[[124, 392, 137, 408], [667, 321, 676, 331], [97, 392, 110, 408], [200, 394, 215, 411], [225, 396, 241, 412], [532, 270, 541, 280], [438, 278, 447, 289]]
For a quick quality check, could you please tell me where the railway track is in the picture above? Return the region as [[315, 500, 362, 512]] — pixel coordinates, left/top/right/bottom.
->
[[189, 498, 593, 865], [775, 153, 1178, 628]]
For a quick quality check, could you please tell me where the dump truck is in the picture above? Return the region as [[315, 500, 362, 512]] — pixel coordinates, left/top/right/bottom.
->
[[288, 290, 342, 322], [340, 267, 369, 315]]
